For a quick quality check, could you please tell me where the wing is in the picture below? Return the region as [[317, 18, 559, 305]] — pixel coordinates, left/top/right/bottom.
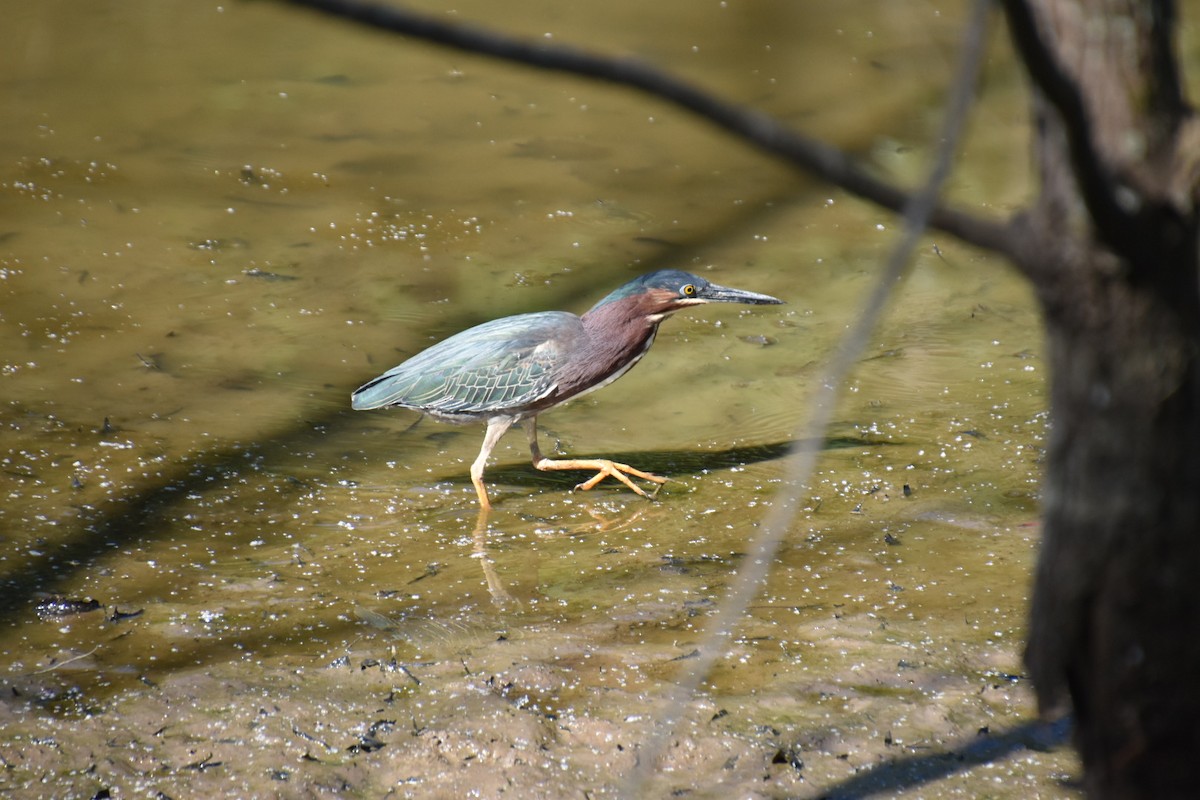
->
[[351, 311, 583, 416]]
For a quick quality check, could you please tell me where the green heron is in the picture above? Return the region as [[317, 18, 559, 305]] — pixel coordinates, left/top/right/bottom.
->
[[352, 269, 782, 510]]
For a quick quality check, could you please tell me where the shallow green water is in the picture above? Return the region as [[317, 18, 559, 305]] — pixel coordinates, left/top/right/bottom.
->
[[0, 1, 1077, 797]]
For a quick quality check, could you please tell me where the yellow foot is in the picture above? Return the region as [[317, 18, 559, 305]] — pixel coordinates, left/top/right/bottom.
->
[[534, 457, 668, 498]]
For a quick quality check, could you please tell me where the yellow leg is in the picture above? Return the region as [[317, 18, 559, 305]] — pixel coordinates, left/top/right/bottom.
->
[[470, 416, 517, 511], [537, 457, 667, 497], [522, 418, 666, 498]]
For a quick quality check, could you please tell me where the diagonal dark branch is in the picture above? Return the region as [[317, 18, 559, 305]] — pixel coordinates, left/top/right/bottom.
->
[[278, 0, 1015, 258], [1148, 0, 1188, 121], [1003, 0, 1195, 280], [998, 0, 1137, 250]]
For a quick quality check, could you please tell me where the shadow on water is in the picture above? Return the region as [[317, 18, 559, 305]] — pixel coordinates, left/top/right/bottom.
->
[[483, 435, 903, 490], [2, 395, 892, 626], [0, 180, 831, 639], [817, 716, 1074, 799], [0, 412, 335, 627]]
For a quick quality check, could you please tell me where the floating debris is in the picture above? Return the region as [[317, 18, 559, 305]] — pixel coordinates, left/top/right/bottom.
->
[[109, 607, 144, 622], [243, 267, 298, 282], [34, 596, 102, 620]]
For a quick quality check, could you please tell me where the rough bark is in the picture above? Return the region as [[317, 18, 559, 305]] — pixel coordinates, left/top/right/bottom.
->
[[1009, 0, 1200, 794]]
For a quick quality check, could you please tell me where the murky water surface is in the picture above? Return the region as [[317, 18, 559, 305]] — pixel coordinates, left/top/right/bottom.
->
[[1, 1, 1081, 797]]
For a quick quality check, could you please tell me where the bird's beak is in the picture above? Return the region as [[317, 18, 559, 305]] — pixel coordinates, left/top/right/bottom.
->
[[696, 282, 784, 305]]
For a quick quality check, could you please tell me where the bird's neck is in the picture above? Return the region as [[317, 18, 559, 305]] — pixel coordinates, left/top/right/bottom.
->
[[552, 301, 667, 398], [580, 300, 663, 358]]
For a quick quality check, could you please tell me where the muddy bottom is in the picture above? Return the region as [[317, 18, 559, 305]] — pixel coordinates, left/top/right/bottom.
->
[[1, 604, 1074, 799]]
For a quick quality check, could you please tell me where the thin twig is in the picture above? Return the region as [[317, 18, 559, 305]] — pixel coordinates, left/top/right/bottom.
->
[[278, 0, 1014, 257], [31, 645, 101, 675], [625, 0, 993, 792]]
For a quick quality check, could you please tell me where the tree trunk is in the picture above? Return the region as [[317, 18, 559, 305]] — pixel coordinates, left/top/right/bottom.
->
[[1026, 230, 1200, 795], [1013, 1, 1200, 795]]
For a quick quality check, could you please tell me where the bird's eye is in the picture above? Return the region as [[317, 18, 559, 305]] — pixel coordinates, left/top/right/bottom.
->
[[681, 284, 696, 297]]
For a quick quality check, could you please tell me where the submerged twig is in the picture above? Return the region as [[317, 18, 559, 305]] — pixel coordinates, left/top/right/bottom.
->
[[31, 644, 101, 675]]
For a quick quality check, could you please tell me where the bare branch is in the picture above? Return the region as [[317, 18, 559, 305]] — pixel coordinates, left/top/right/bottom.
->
[[999, 0, 1139, 250], [278, 0, 1015, 257], [1148, 0, 1188, 122]]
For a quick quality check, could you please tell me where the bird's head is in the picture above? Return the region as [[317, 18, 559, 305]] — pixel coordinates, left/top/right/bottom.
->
[[588, 269, 783, 322]]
